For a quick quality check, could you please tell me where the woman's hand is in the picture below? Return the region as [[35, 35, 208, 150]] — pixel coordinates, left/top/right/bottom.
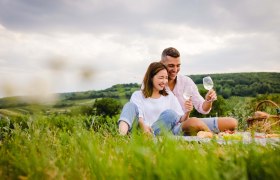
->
[[142, 125, 153, 135], [180, 100, 193, 122], [139, 117, 153, 135], [184, 99, 193, 112]]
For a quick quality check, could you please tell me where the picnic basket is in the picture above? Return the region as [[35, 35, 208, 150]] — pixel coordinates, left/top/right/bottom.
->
[[247, 100, 280, 133]]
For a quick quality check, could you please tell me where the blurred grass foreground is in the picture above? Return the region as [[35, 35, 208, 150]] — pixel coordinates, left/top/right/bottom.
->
[[0, 113, 279, 180]]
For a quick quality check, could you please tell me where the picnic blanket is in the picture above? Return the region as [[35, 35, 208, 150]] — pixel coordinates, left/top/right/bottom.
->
[[175, 132, 280, 146]]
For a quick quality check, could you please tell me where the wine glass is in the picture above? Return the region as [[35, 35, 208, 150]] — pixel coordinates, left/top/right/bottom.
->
[[183, 86, 193, 118], [203, 76, 217, 102], [203, 76, 214, 90], [183, 86, 193, 101]]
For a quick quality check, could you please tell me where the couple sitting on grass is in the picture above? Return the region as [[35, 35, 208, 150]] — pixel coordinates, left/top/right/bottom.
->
[[118, 47, 238, 136]]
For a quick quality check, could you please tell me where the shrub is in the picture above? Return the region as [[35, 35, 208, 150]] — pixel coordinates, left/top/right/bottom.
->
[[93, 98, 122, 117]]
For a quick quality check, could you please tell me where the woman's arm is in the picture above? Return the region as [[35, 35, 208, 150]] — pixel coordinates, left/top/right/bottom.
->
[[179, 108, 192, 123], [138, 117, 153, 134]]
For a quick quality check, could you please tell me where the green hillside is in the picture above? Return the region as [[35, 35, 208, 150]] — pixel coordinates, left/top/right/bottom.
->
[[0, 72, 279, 114], [54, 72, 280, 101], [190, 72, 280, 98]]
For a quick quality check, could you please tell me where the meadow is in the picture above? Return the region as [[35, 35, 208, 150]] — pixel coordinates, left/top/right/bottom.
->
[[0, 94, 280, 180], [0, 74, 280, 180]]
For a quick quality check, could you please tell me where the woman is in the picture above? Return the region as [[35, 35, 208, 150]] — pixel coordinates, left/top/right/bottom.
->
[[118, 62, 206, 136]]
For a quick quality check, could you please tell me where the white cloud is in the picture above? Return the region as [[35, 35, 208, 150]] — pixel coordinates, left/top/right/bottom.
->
[[0, 0, 279, 97]]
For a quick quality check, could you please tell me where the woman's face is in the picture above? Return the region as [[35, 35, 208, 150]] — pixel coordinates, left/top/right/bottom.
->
[[152, 69, 168, 92]]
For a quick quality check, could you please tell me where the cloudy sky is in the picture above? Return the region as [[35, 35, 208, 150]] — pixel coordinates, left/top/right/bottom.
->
[[0, 0, 279, 98]]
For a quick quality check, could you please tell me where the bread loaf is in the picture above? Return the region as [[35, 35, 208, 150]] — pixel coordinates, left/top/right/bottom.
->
[[197, 131, 213, 138], [265, 134, 280, 138], [253, 111, 269, 119]]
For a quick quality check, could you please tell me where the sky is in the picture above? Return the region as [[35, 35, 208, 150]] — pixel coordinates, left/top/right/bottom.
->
[[0, 0, 280, 98]]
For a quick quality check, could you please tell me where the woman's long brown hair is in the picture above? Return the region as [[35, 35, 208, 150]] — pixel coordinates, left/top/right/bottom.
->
[[142, 62, 168, 98]]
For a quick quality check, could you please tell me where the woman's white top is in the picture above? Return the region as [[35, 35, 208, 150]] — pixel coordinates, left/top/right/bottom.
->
[[130, 90, 184, 126]]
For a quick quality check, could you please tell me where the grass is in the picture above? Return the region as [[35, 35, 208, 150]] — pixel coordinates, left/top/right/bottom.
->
[[0, 94, 279, 179], [0, 114, 279, 180], [0, 109, 23, 117]]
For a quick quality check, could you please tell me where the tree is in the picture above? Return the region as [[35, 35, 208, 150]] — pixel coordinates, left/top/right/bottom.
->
[[221, 87, 232, 99], [190, 95, 229, 117], [93, 98, 122, 117]]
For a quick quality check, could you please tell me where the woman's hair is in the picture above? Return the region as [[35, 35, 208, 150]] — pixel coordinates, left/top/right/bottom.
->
[[142, 62, 168, 98]]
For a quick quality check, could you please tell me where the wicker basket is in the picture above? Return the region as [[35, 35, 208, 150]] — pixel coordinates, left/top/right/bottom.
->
[[247, 100, 280, 133]]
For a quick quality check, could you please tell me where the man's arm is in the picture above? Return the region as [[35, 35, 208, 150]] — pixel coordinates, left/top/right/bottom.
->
[[202, 100, 213, 112], [202, 89, 216, 112]]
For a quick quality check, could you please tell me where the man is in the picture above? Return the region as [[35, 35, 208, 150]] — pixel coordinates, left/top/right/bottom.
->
[[160, 47, 237, 134]]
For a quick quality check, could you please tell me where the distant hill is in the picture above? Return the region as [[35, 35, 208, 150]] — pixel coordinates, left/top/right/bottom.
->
[[58, 83, 140, 101], [190, 72, 280, 98], [0, 72, 279, 109]]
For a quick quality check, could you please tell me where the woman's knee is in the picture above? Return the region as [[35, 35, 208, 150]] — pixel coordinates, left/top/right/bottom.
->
[[159, 109, 178, 123], [153, 110, 179, 133], [123, 102, 137, 110], [159, 109, 180, 124], [120, 102, 138, 117], [119, 102, 139, 130]]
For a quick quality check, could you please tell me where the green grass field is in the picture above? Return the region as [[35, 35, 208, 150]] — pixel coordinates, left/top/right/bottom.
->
[[0, 94, 280, 179], [0, 113, 279, 179]]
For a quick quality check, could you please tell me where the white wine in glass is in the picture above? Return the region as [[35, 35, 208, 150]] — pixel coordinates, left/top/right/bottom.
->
[[183, 86, 193, 118], [203, 76, 214, 90], [183, 91, 191, 100], [183, 86, 193, 100]]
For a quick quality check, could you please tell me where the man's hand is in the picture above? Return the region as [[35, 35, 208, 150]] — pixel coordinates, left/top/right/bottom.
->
[[205, 89, 217, 102]]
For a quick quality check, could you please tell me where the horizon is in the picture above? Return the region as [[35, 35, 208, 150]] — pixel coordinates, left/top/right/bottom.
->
[[0, 71, 279, 99]]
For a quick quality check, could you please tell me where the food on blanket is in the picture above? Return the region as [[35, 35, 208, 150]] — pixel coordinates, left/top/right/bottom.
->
[[222, 134, 243, 141], [218, 132, 226, 136], [197, 131, 213, 138], [224, 130, 235, 134], [254, 135, 265, 138], [265, 134, 280, 138], [253, 111, 269, 119], [218, 130, 235, 137]]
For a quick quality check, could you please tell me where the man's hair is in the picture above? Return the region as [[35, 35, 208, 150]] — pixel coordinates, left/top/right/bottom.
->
[[161, 47, 180, 60], [142, 62, 168, 98]]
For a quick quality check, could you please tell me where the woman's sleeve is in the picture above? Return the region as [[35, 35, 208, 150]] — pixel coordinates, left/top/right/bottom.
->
[[130, 91, 144, 118]]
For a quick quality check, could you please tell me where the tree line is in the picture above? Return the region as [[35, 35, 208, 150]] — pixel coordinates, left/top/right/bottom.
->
[[60, 72, 280, 101], [190, 72, 280, 98], [0, 72, 279, 109]]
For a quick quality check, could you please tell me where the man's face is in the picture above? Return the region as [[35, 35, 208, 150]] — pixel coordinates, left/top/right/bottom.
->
[[162, 56, 181, 80]]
